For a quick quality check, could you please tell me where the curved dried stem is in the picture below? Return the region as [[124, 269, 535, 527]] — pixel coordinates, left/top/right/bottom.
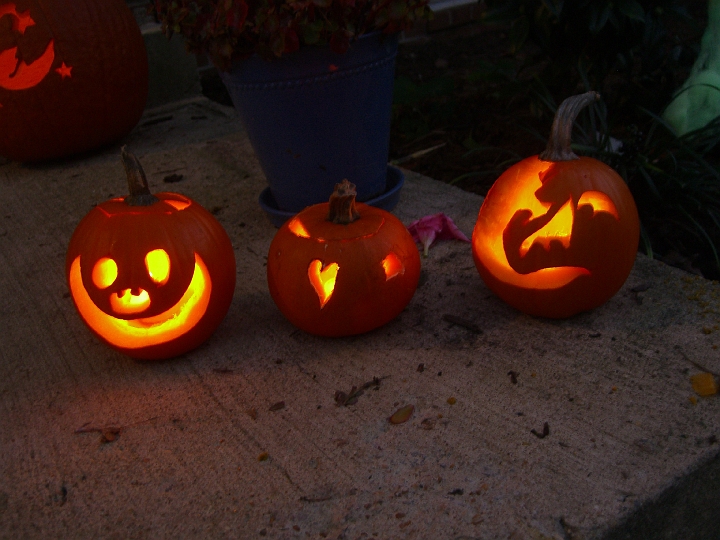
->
[[540, 91, 600, 162], [122, 146, 158, 206], [327, 179, 360, 224]]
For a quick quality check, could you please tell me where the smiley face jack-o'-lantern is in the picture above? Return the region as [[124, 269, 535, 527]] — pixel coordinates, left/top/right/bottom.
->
[[0, 0, 148, 162], [66, 148, 236, 359], [472, 92, 640, 318], [267, 180, 421, 337]]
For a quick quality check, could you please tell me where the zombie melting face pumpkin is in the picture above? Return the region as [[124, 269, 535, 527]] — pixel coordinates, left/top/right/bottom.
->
[[0, 0, 148, 162], [267, 180, 421, 337], [472, 92, 640, 318], [66, 149, 236, 359]]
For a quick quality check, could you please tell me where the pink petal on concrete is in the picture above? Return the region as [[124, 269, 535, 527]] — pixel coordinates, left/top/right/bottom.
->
[[407, 213, 470, 256]]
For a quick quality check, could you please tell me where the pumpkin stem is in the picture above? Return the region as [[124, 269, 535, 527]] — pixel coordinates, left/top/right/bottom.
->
[[539, 91, 600, 162], [327, 179, 360, 224], [121, 146, 159, 206]]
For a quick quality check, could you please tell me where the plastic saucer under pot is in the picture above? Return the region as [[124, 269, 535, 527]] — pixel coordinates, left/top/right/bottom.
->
[[259, 165, 405, 227]]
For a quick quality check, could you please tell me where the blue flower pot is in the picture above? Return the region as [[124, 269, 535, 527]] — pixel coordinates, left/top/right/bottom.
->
[[219, 33, 401, 224]]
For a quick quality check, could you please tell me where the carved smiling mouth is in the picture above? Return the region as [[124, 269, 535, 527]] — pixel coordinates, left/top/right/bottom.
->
[[68, 254, 212, 349]]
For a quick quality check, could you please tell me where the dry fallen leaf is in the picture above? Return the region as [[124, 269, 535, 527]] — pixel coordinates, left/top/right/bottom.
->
[[269, 401, 285, 412], [389, 404, 414, 424], [690, 372, 718, 396], [100, 428, 120, 443], [531, 422, 550, 439], [335, 376, 387, 406], [442, 314, 482, 334]]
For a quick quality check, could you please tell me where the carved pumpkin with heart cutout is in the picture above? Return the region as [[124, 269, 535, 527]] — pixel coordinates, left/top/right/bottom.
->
[[472, 92, 640, 318], [0, 0, 148, 162], [66, 148, 236, 359], [267, 180, 421, 336]]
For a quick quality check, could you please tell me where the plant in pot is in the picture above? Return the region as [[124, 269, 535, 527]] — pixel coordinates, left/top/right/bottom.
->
[[149, 0, 431, 225]]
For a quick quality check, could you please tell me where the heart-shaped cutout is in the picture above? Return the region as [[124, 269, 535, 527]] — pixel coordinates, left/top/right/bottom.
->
[[308, 260, 339, 308]]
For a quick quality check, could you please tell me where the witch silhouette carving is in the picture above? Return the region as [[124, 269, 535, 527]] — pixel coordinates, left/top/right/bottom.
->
[[0, 3, 57, 91], [0, 0, 148, 162], [502, 159, 625, 277], [472, 92, 641, 318]]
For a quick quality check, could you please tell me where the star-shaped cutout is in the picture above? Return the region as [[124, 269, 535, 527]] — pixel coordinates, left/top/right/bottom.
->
[[55, 62, 72, 79]]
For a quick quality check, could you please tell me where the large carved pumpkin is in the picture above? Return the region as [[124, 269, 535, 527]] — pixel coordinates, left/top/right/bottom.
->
[[66, 149, 236, 360], [267, 180, 421, 337], [0, 0, 148, 162], [472, 92, 640, 318]]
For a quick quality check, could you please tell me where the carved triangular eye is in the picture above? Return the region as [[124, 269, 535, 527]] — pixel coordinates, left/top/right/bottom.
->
[[92, 257, 118, 289], [145, 249, 170, 285]]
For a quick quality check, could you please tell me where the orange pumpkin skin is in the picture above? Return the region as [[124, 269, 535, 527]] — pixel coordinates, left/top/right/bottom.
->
[[267, 201, 421, 337], [0, 0, 148, 162], [66, 192, 236, 360], [472, 155, 640, 318]]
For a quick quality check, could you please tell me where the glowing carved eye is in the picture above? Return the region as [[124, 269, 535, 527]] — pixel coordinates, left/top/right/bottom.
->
[[289, 217, 310, 238], [164, 198, 191, 211], [92, 257, 118, 289], [382, 253, 404, 281], [578, 191, 619, 219], [308, 260, 339, 308], [145, 249, 170, 285]]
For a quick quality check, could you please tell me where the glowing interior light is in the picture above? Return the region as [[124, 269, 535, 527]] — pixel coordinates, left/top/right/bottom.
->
[[477, 159, 589, 289], [92, 257, 118, 289], [164, 198, 191, 211], [289, 218, 310, 238], [145, 248, 171, 285], [578, 191, 619, 219], [520, 198, 574, 255], [382, 252, 404, 280], [308, 259, 339, 308], [68, 254, 212, 349], [111, 288, 151, 314]]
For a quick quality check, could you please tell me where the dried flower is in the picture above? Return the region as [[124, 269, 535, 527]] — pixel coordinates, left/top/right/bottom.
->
[[149, 0, 432, 70], [407, 213, 470, 256]]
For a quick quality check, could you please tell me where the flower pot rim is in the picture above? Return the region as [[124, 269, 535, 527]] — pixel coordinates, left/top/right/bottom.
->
[[259, 165, 405, 227]]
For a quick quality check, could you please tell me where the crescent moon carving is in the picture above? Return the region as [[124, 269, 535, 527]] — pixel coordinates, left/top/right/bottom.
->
[[0, 39, 55, 90], [0, 3, 55, 90]]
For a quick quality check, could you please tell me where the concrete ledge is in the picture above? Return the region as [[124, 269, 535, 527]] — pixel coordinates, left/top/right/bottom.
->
[[0, 99, 718, 539]]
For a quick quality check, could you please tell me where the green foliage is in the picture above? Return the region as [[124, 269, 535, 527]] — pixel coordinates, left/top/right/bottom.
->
[[467, 1, 720, 277], [482, 0, 698, 118], [392, 74, 457, 139], [565, 96, 720, 279], [386, 0, 719, 276], [149, 0, 432, 69]]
